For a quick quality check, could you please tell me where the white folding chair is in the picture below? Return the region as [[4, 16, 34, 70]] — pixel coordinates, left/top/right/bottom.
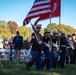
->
[[5, 49, 15, 63], [0, 54, 4, 69]]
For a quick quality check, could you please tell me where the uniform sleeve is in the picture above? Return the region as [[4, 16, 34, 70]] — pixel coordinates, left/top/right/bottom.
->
[[30, 33, 37, 44]]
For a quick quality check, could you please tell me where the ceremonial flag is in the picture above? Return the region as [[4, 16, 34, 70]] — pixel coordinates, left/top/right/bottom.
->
[[34, 0, 61, 26], [23, 0, 51, 25]]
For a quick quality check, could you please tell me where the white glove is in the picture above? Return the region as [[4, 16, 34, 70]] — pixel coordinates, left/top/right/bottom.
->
[[38, 41, 42, 44], [45, 43, 50, 48], [41, 50, 44, 54], [49, 48, 51, 52]]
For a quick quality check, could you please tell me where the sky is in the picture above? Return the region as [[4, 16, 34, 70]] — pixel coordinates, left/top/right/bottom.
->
[[0, 0, 76, 29]]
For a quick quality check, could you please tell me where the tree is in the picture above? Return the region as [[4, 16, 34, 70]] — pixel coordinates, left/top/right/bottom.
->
[[7, 21, 18, 34], [40, 29, 44, 36], [0, 20, 6, 26], [45, 23, 76, 35], [18, 26, 31, 39], [47, 23, 58, 31], [0, 24, 11, 39]]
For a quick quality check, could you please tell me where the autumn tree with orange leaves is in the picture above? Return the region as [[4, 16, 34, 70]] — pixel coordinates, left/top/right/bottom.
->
[[7, 21, 18, 34]]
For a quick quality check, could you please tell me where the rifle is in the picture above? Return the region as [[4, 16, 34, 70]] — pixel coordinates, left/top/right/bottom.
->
[[30, 22, 39, 42]]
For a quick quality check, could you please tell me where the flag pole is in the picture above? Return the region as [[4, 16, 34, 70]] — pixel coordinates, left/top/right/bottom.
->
[[49, 13, 52, 30], [48, 1, 52, 51], [59, 15, 61, 33], [50, 0, 52, 32], [58, 0, 61, 33], [49, 14, 52, 51], [58, 0, 61, 50]]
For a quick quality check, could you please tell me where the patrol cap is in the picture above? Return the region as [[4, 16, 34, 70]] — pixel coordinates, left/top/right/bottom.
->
[[61, 32, 65, 35], [36, 24, 42, 28], [53, 30, 58, 34], [44, 29, 50, 33]]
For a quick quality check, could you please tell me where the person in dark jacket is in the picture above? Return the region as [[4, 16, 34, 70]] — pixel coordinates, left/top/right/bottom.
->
[[13, 31, 23, 63]]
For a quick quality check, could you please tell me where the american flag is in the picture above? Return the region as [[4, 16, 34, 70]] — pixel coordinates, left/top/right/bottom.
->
[[23, 0, 51, 25]]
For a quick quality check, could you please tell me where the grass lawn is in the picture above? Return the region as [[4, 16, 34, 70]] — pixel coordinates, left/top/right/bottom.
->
[[0, 62, 76, 75]]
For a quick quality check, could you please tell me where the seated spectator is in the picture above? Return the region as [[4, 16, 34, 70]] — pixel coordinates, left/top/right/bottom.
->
[[3, 39, 10, 49], [23, 38, 31, 50], [0, 36, 3, 49]]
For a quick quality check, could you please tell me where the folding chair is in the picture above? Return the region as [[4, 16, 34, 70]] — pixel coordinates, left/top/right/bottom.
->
[[4, 49, 14, 63], [0, 53, 4, 69]]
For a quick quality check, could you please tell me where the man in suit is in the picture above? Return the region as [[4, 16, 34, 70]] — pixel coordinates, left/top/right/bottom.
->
[[13, 31, 23, 63]]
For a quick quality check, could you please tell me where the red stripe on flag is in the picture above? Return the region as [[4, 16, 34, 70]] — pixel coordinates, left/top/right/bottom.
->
[[23, 0, 60, 26], [23, 0, 51, 25]]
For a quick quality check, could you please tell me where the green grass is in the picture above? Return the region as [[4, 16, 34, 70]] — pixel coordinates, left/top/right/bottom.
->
[[0, 62, 76, 75]]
